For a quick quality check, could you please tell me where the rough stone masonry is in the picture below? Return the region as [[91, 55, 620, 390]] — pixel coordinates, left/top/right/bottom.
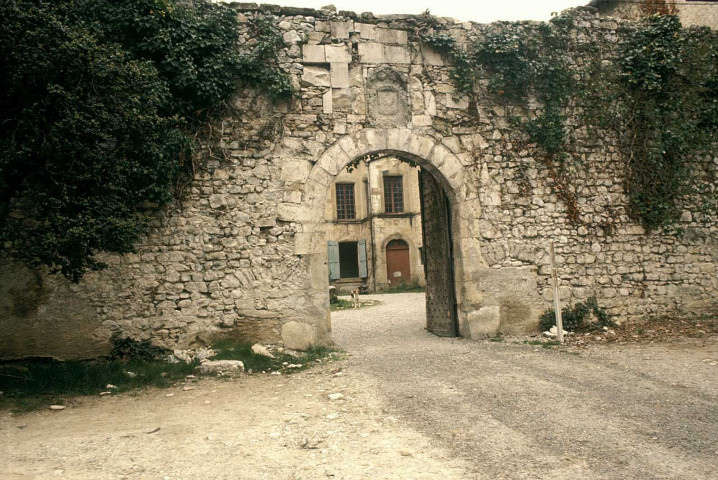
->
[[1, 3, 716, 359]]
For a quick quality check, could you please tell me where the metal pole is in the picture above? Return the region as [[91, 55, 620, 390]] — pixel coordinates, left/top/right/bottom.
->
[[550, 241, 564, 343]]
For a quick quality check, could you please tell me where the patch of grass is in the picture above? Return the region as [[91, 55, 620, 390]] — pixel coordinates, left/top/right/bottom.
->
[[330, 298, 355, 311], [489, 333, 504, 342], [206, 340, 339, 374], [0, 358, 197, 412], [0, 340, 339, 413], [525, 340, 544, 346], [542, 341, 563, 349], [330, 298, 380, 311]]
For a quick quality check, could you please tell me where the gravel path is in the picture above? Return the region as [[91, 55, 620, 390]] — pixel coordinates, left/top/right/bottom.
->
[[333, 293, 718, 479], [1, 293, 716, 479]]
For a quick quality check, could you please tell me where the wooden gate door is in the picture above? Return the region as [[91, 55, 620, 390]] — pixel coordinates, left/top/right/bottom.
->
[[419, 169, 458, 337], [386, 239, 410, 286]]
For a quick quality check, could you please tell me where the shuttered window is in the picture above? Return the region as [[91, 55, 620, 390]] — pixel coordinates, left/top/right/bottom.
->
[[383, 176, 403, 213], [335, 183, 355, 219]]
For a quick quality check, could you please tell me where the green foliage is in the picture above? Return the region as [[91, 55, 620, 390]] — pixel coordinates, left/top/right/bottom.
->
[[430, 11, 717, 231], [109, 334, 168, 362], [0, 0, 292, 280], [420, 32, 456, 53], [0, 340, 337, 412], [616, 16, 718, 230], [236, 17, 293, 100], [0, 356, 198, 412], [524, 106, 566, 156], [473, 24, 538, 101], [539, 297, 614, 332]]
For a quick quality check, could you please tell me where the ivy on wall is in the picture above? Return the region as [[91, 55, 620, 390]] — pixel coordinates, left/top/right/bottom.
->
[[0, 0, 291, 281], [421, 12, 718, 231]]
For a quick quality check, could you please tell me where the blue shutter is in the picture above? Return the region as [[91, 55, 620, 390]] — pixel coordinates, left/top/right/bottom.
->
[[328, 241, 340, 280], [358, 239, 368, 278]]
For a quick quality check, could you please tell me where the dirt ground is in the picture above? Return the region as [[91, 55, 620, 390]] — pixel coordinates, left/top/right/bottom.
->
[[2, 293, 717, 479]]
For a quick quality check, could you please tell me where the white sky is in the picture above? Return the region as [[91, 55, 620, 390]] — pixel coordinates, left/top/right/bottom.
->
[[226, 1, 590, 23]]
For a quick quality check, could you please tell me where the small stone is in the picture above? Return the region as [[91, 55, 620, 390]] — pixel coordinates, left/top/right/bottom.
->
[[183, 386, 195, 391], [124, 371, 137, 378], [100, 391, 112, 396], [328, 393, 344, 401], [106, 384, 117, 389], [271, 371, 282, 376], [49, 405, 66, 411], [251, 344, 275, 358], [165, 393, 174, 397], [286, 364, 303, 369]]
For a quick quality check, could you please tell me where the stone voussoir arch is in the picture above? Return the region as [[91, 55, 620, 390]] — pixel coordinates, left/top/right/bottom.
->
[[290, 127, 470, 348], [303, 128, 465, 217]]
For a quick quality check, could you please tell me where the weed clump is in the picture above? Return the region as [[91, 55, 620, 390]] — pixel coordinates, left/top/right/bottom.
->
[[539, 297, 615, 332]]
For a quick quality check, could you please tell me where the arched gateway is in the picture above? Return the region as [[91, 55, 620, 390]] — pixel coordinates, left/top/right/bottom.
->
[[281, 128, 475, 348]]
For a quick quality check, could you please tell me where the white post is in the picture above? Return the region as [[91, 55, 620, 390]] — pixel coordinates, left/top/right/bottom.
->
[[550, 242, 564, 343]]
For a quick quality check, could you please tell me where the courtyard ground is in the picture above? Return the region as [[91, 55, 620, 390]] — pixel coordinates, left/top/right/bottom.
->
[[1, 292, 717, 479]]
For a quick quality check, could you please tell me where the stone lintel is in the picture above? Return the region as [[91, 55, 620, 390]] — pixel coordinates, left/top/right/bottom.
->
[[325, 45, 352, 63], [358, 43, 384, 63]]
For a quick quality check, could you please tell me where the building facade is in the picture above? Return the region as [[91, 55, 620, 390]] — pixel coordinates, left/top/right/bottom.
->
[[324, 157, 425, 293]]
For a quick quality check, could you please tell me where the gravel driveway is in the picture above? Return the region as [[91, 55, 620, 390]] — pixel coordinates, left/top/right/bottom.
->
[[1, 293, 716, 479], [333, 293, 718, 479]]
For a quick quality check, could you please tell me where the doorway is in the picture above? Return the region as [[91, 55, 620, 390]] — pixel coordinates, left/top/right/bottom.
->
[[385, 239, 410, 286]]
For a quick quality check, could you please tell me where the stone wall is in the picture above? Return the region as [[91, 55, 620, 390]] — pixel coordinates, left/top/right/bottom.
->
[[589, 0, 718, 29], [1, 3, 716, 360]]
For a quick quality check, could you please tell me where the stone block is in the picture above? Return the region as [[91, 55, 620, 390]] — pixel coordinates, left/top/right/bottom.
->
[[325, 45, 352, 63], [280, 160, 311, 183], [330, 63, 349, 88], [422, 48, 445, 66], [322, 89, 333, 114], [331, 21, 353, 39], [307, 32, 326, 45], [446, 93, 470, 110], [355, 23, 376, 40], [383, 45, 411, 64], [302, 44, 325, 63], [332, 88, 353, 109], [412, 114, 432, 126], [301, 65, 330, 87], [375, 28, 408, 44], [424, 91, 436, 116], [283, 30, 302, 45], [468, 306, 501, 338], [358, 43, 384, 63], [281, 321, 315, 351]]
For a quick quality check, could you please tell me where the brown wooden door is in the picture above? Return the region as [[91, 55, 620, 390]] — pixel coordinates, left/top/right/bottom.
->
[[419, 168, 458, 337], [386, 239, 410, 286]]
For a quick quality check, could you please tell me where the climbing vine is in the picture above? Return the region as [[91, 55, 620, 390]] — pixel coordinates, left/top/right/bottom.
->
[[0, 0, 292, 280], [420, 11, 718, 231]]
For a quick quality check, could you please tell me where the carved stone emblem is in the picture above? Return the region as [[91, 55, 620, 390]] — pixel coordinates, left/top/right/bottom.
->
[[366, 67, 409, 127]]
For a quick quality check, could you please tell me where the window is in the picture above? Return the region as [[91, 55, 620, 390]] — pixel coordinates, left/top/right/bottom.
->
[[335, 183, 355, 219], [328, 240, 368, 280], [383, 175, 404, 213]]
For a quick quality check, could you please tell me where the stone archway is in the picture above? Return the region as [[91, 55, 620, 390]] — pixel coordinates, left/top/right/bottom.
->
[[283, 128, 471, 348]]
